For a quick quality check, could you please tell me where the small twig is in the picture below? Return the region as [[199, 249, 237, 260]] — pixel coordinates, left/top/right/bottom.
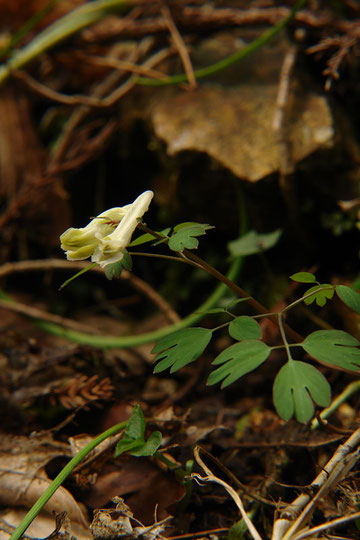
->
[[160, 2, 196, 89], [136, 0, 307, 86], [193, 446, 263, 540], [0, 258, 180, 324], [166, 528, 229, 540], [272, 426, 360, 540], [0, 0, 133, 86], [198, 445, 279, 508], [83, 54, 168, 79], [0, 298, 99, 333], [273, 44, 305, 243], [291, 511, 360, 539], [48, 42, 172, 170]]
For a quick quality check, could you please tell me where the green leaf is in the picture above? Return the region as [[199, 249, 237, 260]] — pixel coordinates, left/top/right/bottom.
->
[[104, 250, 133, 280], [168, 223, 214, 252], [302, 330, 360, 371], [229, 519, 248, 540], [130, 431, 162, 456], [304, 284, 334, 306], [228, 229, 282, 257], [152, 327, 212, 373], [226, 297, 251, 310], [124, 403, 145, 440], [129, 228, 171, 247], [228, 316, 261, 340], [114, 403, 146, 457], [195, 308, 228, 315], [59, 262, 98, 290], [114, 436, 144, 457], [273, 361, 331, 424], [114, 404, 162, 458], [290, 272, 316, 283], [207, 340, 270, 388], [336, 285, 360, 315]]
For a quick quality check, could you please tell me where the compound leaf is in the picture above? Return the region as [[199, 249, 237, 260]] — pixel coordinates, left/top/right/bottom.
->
[[304, 284, 334, 306], [290, 272, 316, 283], [273, 361, 331, 424], [152, 327, 212, 373], [229, 316, 261, 341], [168, 223, 214, 252], [336, 285, 360, 315], [207, 340, 270, 388], [302, 330, 360, 371], [228, 229, 282, 257]]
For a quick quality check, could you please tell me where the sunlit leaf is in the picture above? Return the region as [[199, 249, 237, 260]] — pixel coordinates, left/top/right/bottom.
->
[[168, 223, 214, 252], [303, 284, 334, 306], [273, 361, 331, 424], [228, 229, 282, 257], [104, 250, 132, 280], [290, 272, 316, 283], [336, 285, 360, 315], [152, 327, 212, 373], [207, 340, 270, 388], [302, 330, 360, 371], [228, 316, 261, 341]]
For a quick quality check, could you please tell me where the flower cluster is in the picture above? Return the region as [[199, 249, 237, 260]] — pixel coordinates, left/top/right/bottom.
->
[[60, 191, 154, 268]]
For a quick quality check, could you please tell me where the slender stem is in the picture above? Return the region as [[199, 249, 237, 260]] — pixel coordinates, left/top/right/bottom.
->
[[278, 312, 293, 362], [139, 223, 302, 342], [136, 0, 307, 86], [181, 248, 302, 343], [32, 254, 244, 347], [282, 286, 335, 313], [0, 0, 130, 85], [310, 380, 360, 430], [129, 251, 195, 265], [9, 420, 127, 540]]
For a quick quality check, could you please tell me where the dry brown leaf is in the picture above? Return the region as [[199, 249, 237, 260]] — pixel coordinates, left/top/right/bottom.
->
[[0, 434, 90, 538], [150, 84, 333, 182]]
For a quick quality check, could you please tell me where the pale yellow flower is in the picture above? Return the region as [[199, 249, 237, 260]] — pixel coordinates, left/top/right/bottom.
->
[[60, 191, 154, 267]]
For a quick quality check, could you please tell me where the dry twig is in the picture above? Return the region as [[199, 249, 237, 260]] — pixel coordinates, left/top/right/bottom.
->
[[0, 258, 180, 324], [192, 446, 263, 540], [272, 426, 360, 540], [160, 2, 196, 89]]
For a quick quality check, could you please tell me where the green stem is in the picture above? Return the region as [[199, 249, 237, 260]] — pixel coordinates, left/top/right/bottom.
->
[[0, 0, 306, 89], [181, 248, 303, 343], [9, 420, 127, 540], [16, 254, 243, 347], [0, 0, 130, 85], [0, 0, 58, 61], [135, 0, 307, 86], [310, 380, 360, 430], [282, 286, 335, 313], [278, 312, 293, 362]]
